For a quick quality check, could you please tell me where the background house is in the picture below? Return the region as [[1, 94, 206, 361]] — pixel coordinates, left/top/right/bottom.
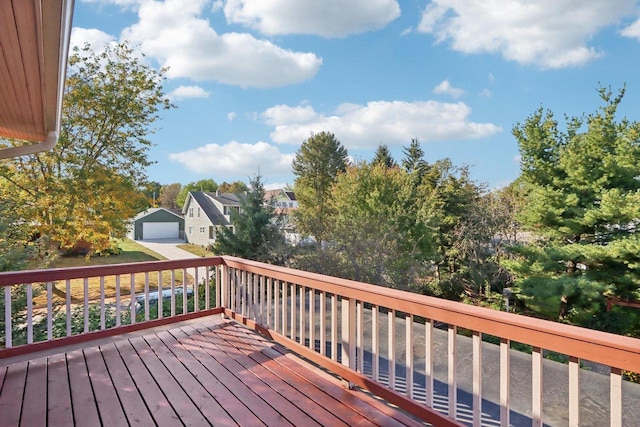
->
[[128, 208, 185, 240], [182, 191, 242, 247], [264, 188, 304, 245]]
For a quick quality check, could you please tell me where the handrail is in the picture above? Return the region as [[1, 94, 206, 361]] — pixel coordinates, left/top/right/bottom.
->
[[221, 256, 640, 372]]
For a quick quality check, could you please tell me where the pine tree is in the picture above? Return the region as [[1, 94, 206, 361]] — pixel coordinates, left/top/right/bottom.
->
[[372, 144, 397, 168]]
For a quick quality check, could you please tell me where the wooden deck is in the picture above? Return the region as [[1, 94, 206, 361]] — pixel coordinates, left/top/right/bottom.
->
[[0, 317, 427, 426]]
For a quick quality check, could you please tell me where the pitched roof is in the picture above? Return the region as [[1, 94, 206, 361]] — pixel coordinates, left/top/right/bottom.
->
[[190, 191, 231, 226], [132, 208, 184, 222]]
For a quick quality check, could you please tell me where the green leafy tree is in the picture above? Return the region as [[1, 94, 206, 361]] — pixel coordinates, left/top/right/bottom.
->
[[372, 144, 397, 169], [142, 181, 162, 208], [218, 180, 248, 194], [159, 183, 182, 209], [292, 131, 349, 249], [505, 86, 640, 333], [214, 174, 289, 264], [0, 42, 173, 254], [176, 179, 218, 208]]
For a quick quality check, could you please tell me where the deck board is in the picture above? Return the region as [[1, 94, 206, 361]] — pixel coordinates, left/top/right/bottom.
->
[[0, 362, 27, 426], [0, 317, 427, 427]]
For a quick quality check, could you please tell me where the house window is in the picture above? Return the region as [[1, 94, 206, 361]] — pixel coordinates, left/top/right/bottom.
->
[[197, 207, 201, 217], [188, 226, 193, 235], [224, 206, 240, 216], [189, 207, 193, 218], [209, 226, 215, 239], [199, 226, 205, 233]]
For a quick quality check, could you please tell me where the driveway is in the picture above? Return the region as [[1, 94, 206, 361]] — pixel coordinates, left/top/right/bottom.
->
[[135, 239, 210, 285]]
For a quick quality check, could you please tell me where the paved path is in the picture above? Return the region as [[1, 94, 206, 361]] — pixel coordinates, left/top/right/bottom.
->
[[135, 239, 209, 285]]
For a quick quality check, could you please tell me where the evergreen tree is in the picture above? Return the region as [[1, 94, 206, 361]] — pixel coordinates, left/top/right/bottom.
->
[[401, 138, 427, 176], [505, 86, 640, 333], [372, 144, 397, 168], [292, 131, 349, 249], [214, 174, 288, 264]]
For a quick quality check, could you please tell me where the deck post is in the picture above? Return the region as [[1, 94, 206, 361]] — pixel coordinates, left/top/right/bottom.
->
[[341, 296, 356, 388]]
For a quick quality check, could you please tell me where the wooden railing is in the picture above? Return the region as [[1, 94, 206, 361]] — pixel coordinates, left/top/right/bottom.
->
[[2, 256, 640, 426]]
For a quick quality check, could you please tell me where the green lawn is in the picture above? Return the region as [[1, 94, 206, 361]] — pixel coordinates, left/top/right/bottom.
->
[[49, 239, 165, 268], [177, 244, 216, 257]]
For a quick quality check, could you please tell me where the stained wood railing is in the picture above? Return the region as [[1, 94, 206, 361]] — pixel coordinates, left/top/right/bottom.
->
[[2, 256, 639, 426]]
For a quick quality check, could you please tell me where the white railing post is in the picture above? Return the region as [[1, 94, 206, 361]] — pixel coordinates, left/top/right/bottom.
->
[[500, 339, 510, 427], [341, 296, 356, 371], [532, 346, 543, 427], [372, 305, 379, 381], [4, 286, 12, 348], [388, 308, 396, 390], [569, 356, 580, 427], [46, 282, 53, 340], [27, 283, 33, 344], [425, 319, 433, 408], [405, 314, 414, 399], [448, 325, 457, 420], [473, 331, 482, 427], [610, 368, 622, 427]]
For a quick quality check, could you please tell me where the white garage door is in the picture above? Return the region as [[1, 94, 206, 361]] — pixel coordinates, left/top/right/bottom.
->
[[142, 222, 179, 239]]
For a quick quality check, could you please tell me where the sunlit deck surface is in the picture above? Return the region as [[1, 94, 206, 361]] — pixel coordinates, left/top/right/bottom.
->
[[0, 316, 426, 427]]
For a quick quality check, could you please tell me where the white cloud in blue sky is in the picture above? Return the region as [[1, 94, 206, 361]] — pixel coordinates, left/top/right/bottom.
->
[[418, 0, 637, 68], [222, 0, 401, 37], [74, 0, 640, 187]]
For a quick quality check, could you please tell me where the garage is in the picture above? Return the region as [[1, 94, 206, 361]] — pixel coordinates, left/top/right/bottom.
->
[[129, 208, 185, 241], [142, 222, 179, 239]]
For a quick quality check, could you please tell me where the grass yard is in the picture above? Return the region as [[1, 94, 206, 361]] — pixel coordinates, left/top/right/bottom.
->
[[33, 239, 194, 307], [177, 244, 216, 257]]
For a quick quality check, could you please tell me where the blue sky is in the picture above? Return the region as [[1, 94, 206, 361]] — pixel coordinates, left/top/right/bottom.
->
[[72, 0, 640, 190]]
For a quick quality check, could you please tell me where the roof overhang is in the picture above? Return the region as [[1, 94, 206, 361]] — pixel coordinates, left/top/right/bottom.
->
[[0, 0, 74, 159]]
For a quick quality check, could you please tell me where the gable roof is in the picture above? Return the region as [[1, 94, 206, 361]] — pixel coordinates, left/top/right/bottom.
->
[[265, 189, 296, 201], [0, 1, 75, 158], [189, 191, 232, 226], [132, 208, 184, 222]]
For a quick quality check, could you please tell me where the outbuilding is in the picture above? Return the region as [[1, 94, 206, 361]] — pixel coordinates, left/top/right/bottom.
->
[[128, 208, 185, 240]]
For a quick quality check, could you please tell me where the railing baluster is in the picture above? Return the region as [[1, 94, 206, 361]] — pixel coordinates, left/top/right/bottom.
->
[[406, 314, 414, 399], [388, 308, 395, 390], [473, 331, 482, 427], [320, 291, 326, 356], [569, 356, 579, 427], [144, 272, 150, 322], [4, 286, 12, 348], [290, 283, 297, 342], [26, 283, 33, 344], [299, 286, 306, 347], [204, 266, 209, 311], [331, 293, 338, 361], [372, 304, 379, 382], [253, 273, 258, 321], [341, 297, 356, 370], [448, 325, 457, 420], [266, 276, 272, 328], [115, 276, 121, 327], [194, 267, 199, 313], [170, 270, 176, 317], [425, 319, 433, 407], [46, 282, 53, 340], [308, 288, 315, 351], [258, 275, 264, 324], [158, 271, 163, 319], [130, 273, 136, 324], [500, 338, 510, 427], [274, 279, 280, 332], [282, 281, 288, 338], [357, 300, 364, 373], [532, 346, 543, 427], [100, 276, 106, 329], [182, 268, 188, 314], [66, 279, 72, 334], [83, 278, 89, 333], [610, 367, 622, 427]]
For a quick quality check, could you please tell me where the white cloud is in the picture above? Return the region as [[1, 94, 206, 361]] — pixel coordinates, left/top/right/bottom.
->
[[167, 85, 210, 101], [70, 27, 116, 52], [400, 26, 413, 37], [418, 0, 636, 68], [118, 0, 322, 87], [168, 141, 294, 176], [433, 80, 465, 98], [227, 112, 237, 121], [621, 18, 640, 39], [262, 100, 501, 149], [222, 0, 400, 37]]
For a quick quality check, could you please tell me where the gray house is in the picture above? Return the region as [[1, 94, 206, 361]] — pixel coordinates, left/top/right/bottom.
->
[[128, 208, 185, 240], [182, 191, 242, 247]]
